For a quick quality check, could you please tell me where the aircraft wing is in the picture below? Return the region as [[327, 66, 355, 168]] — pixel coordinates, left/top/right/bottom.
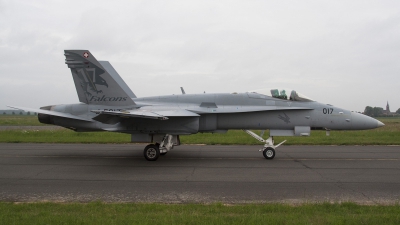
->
[[7, 106, 92, 122], [188, 106, 313, 114], [91, 108, 200, 123]]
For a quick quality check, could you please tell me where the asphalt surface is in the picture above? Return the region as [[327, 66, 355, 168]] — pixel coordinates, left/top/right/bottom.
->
[[0, 143, 399, 204]]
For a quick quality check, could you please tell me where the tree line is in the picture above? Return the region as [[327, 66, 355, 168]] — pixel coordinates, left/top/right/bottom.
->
[[364, 106, 400, 117]]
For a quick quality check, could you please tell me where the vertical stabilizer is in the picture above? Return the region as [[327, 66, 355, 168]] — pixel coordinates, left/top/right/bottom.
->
[[64, 50, 135, 106], [99, 61, 136, 99]]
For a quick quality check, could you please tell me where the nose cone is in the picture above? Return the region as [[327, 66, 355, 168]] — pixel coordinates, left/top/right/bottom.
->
[[351, 112, 385, 130]]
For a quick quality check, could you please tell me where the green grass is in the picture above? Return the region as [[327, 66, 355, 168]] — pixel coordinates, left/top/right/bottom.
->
[[0, 116, 399, 145], [0, 202, 399, 225], [0, 130, 130, 143], [0, 115, 45, 126], [0, 128, 399, 145]]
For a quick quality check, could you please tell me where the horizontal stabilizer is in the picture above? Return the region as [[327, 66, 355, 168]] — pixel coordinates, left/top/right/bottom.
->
[[7, 106, 92, 122]]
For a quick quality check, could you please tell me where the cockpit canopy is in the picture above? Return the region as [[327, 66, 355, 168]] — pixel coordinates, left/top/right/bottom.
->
[[249, 88, 314, 102]]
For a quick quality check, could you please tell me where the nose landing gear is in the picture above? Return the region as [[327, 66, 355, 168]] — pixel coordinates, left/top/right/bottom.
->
[[243, 130, 286, 160]]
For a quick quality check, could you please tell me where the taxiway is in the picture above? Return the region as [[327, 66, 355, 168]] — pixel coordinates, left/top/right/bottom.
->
[[0, 143, 399, 204]]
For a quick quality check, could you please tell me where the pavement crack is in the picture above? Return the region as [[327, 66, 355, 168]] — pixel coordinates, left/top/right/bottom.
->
[[342, 185, 376, 204], [32, 166, 57, 178], [184, 167, 196, 182], [293, 159, 347, 193], [294, 159, 311, 169], [293, 159, 375, 203], [294, 159, 333, 182]]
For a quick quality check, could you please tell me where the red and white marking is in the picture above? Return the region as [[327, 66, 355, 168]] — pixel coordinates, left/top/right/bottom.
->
[[83, 52, 89, 58]]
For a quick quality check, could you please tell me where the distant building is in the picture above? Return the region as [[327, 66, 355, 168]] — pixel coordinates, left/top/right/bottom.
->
[[383, 101, 395, 115], [383, 101, 390, 114]]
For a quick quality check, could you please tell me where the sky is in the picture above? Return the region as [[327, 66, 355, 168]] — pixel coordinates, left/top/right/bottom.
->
[[1, 0, 399, 112]]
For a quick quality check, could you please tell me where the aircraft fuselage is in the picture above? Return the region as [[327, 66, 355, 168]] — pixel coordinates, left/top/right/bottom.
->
[[38, 93, 381, 135]]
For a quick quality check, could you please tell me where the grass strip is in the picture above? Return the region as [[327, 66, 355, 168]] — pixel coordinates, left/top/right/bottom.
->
[[1, 129, 399, 145], [0, 130, 130, 143], [0, 115, 45, 126], [0, 202, 399, 225]]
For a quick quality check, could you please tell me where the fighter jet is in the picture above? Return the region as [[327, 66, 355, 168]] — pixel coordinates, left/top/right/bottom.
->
[[9, 50, 384, 161]]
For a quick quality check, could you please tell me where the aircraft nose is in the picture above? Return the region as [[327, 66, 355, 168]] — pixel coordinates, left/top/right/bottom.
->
[[351, 112, 384, 130]]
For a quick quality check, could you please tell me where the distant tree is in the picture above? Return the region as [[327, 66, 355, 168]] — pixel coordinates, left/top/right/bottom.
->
[[364, 106, 373, 116], [372, 107, 384, 117], [12, 112, 15, 115], [397, 108, 400, 114], [2, 112, 6, 115], [34, 112, 37, 115], [27, 111, 30, 115], [364, 106, 384, 117], [19, 111, 23, 115]]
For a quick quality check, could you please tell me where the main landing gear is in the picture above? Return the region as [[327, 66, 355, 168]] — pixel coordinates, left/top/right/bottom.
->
[[243, 130, 286, 160], [143, 134, 175, 161]]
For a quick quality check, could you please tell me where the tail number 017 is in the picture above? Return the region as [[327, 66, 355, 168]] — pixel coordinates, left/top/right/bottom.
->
[[323, 108, 333, 114]]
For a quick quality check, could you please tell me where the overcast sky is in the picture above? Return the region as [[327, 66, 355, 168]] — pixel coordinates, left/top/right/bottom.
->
[[1, 0, 399, 112]]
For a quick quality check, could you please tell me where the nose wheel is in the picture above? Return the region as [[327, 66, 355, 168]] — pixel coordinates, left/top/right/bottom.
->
[[262, 147, 275, 160]]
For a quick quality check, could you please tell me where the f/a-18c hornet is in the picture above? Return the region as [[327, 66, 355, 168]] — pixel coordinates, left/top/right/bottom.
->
[[9, 50, 384, 161]]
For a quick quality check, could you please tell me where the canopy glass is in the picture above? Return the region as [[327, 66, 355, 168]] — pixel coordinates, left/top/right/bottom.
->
[[249, 88, 314, 102]]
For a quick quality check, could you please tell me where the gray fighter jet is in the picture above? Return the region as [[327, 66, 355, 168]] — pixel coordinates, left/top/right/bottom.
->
[[9, 50, 384, 161]]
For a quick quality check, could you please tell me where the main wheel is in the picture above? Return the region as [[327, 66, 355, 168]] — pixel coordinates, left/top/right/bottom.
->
[[263, 147, 275, 160], [144, 144, 160, 161]]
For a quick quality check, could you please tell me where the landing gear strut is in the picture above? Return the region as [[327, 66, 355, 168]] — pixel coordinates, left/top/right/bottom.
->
[[243, 130, 286, 160], [143, 134, 175, 161]]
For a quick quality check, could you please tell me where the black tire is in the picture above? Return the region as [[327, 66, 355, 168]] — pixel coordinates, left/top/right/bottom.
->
[[263, 147, 275, 160], [144, 144, 160, 161]]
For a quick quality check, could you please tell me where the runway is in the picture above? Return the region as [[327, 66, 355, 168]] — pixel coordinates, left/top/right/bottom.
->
[[0, 143, 399, 204]]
